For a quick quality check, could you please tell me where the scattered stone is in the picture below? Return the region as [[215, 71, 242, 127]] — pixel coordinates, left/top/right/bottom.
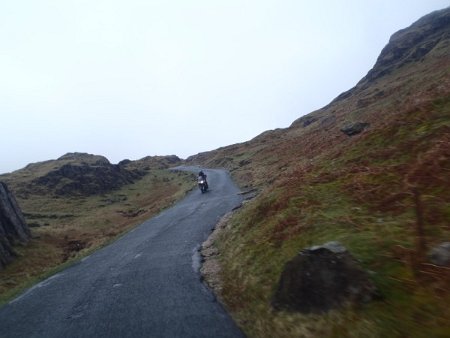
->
[[428, 242, 450, 266], [340, 122, 370, 136], [302, 117, 318, 127], [239, 159, 251, 167], [200, 212, 234, 294], [231, 204, 243, 211], [272, 241, 378, 313], [294, 115, 319, 128], [291, 114, 320, 128], [238, 188, 258, 201]]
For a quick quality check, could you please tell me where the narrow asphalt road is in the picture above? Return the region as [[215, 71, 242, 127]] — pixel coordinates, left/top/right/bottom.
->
[[0, 167, 244, 338]]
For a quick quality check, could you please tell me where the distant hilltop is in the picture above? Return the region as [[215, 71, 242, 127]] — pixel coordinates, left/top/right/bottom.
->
[[1, 153, 182, 197], [56, 152, 111, 164]]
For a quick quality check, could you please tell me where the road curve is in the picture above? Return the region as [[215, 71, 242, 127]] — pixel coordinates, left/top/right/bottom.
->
[[0, 167, 244, 338]]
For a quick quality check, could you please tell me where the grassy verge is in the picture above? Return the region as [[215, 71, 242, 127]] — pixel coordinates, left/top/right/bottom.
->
[[210, 98, 450, 337], [0, 169, 194, 304]]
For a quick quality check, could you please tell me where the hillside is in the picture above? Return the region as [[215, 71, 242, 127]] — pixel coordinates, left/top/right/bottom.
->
[[190, 8, 450, 337], [187, 8, 450, 189], [0, 153, 193, 302], [1, 152, 183, 197]]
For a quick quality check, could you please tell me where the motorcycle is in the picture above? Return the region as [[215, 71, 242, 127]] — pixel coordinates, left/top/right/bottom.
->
[[198, 176, 208, 193]]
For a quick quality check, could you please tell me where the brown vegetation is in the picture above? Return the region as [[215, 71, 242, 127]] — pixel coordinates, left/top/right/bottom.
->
[[0, 156, 193, 303], [196, 9, 450, 337]]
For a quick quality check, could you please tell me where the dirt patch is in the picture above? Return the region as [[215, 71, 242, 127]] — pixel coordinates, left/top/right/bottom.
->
[[61, 239, 88, 262], [200, 211, 236, 297]]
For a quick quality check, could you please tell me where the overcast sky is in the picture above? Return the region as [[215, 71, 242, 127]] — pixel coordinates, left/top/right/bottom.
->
[[1, 1, 448, 174]]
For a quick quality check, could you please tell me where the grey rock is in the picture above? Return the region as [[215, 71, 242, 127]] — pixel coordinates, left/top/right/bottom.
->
[[363, 8, 450, 83], [0, 236, 16, 269], [331, 8, 450, 105], [340, 122, 370, 136], [0, 182, 30, 269], [310, 241, 347, 254], [272, 242, 378, 313], [31, 163, 144, 196], [428, 242, 450, 266], [118, 159, 132, 166], [291, 115, 318, 128]]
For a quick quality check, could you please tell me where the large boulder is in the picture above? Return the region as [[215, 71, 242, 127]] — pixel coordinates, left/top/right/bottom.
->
[[272, 241, 378, 313], [428, 242, 450, 266], [0, 182, 30, 269], [340, 122, 370, 136]]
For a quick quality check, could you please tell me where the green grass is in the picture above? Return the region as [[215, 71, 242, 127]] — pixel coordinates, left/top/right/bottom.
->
[[207, 98, 450, 337], [216, 186, 449, 337], [0, 169, 194, 304]]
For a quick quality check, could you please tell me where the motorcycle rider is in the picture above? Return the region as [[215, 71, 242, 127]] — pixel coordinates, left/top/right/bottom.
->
[[198, 171, 209, 190]]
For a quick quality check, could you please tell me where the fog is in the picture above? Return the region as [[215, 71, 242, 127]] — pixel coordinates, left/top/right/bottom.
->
[[1, 1, 448, 173]]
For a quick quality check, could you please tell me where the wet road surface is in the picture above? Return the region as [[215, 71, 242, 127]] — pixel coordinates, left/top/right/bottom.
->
[[0, 167, 244, 338]]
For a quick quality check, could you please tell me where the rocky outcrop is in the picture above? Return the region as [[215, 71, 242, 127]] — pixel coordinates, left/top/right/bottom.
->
[[26, 152, 149, 196], [330, 7, 450, 104], [340, 122, 370, 136], [0, 182, 30, 269], [1, 153, 184, 198], [362, 8, 450, 84], [428, 242, 450, 266], [31, 162, 144, 196], [272, 242, 378, 313]]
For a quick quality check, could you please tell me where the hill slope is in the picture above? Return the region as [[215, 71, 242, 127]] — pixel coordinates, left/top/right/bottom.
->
[[191, 8, 450, 337], [2, 152, 182, 197], [187, 8, 450, 189], [0, 153, 193, 302]]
